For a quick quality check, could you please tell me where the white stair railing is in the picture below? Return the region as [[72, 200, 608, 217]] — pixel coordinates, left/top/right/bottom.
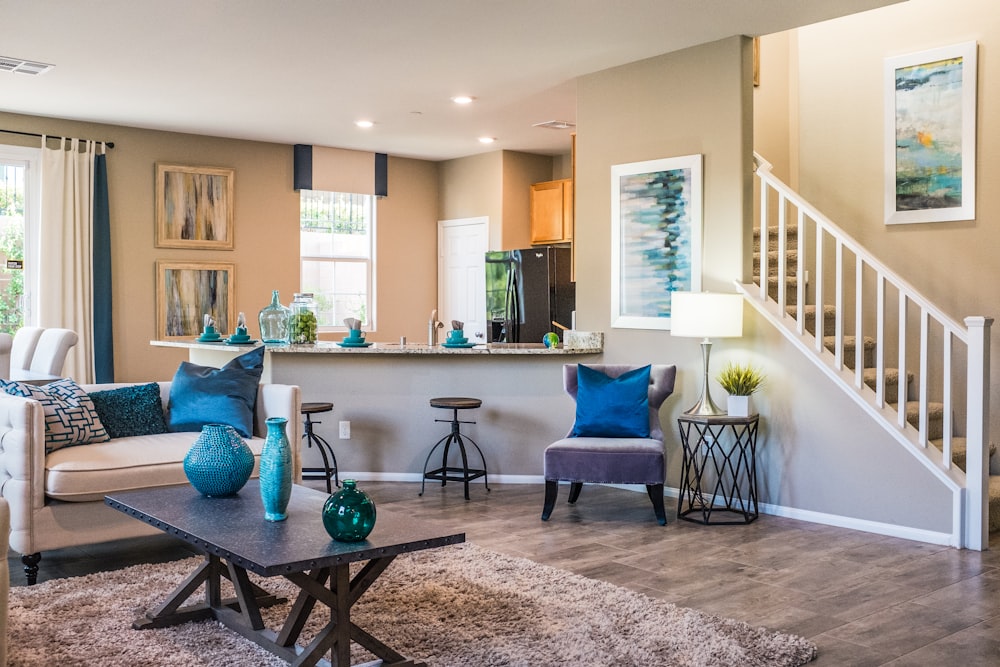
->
[[744, 153, 992, 549]]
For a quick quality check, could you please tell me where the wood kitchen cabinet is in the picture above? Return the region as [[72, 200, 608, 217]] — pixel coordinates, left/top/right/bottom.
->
[[530, 178, 573, 245]]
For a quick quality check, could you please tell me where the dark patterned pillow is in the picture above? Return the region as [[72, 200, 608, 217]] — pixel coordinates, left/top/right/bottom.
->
[[88, 382, 168, 439], [0, 378, 110, 453]]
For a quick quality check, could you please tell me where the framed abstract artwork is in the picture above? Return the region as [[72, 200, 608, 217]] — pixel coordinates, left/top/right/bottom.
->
[[156, 260, 235, 339], [610, 155, 703, 330], [884, 42, 977, 225], [155, 163, 235, 249]]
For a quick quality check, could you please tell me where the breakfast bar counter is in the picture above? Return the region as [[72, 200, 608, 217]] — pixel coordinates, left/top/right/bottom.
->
[[151, 340, 602, 356], [151, 339, 605, 482]]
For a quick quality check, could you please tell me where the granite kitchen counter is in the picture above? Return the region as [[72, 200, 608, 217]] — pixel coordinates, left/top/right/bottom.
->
[[151, 340, 602, 355]]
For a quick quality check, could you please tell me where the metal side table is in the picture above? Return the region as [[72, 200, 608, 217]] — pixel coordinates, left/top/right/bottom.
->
[[676, 413, 759, 524]]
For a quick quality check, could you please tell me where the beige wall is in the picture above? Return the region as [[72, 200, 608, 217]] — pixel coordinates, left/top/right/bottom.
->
[[0, 111, 440, 381], [438, 150, 554, 251], [579, 35, 953, 533], [789, 0, 1000, 439], [438, 152, 503, 248], [500, 151, 553, 250]]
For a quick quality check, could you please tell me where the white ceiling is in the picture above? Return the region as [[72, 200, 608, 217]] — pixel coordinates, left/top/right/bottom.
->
[[0, 0, 899, 161]]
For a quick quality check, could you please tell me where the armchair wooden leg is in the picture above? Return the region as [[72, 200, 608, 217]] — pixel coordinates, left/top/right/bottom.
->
[[22, 552, 41, 585], [646, 484, 667, 525], [541, 480, 559, 520], [568, 482, 583, 504]]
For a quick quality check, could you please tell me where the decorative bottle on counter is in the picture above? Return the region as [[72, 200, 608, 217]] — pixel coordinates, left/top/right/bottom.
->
[[289, 292, 318, 344], [322, 479, 377, 542], [259, 417, 292, 521], [259, 290, 291, 344]]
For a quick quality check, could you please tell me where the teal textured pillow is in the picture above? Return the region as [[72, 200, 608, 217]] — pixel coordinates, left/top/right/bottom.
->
[[571, 365, 651, 438], [0, 378, 110, 452], [88, 382, 168, 439], [168, 346, 264, 438]]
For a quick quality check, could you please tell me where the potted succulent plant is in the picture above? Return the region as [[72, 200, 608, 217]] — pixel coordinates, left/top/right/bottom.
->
[[716, 362, 765, 417]]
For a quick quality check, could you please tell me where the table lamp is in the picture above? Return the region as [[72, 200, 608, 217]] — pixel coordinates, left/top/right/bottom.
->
[[670, 291, 744, 416]]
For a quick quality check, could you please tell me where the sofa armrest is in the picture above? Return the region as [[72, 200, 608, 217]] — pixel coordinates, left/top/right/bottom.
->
[[255, 383, 303, 482], [0, 497, 8, 666], [0, 392, 47, 556]]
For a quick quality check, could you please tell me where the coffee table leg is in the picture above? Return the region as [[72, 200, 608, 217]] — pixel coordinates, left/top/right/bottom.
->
[[134, 555, 283, 631]]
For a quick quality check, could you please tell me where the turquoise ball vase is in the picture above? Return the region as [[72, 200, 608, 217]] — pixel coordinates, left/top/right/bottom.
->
[[183, 424, 254, 497], [323, 479, 376, 542], [259, 417, 293, 521]]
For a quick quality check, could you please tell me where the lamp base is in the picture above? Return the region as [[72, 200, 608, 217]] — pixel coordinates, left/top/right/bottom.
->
[[683, 338, 727, 416]]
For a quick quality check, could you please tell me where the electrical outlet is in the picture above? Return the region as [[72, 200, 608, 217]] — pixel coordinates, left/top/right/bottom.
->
[[339, 421, 351, 439]]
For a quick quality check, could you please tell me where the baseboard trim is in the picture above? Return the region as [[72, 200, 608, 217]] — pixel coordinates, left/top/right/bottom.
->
[[335, 472, 545, 485], [335, 475, 956, 546]]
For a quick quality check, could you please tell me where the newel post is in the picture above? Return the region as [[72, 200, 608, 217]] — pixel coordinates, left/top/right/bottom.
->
[[964, 316, 992, 550]]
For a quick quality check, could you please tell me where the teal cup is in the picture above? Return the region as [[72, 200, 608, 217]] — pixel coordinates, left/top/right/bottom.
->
[[345, 329, 365, 342], [447, 330, 467, 344]]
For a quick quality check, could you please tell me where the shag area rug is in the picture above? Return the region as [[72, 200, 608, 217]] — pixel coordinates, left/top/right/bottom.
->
[[8, 543, 816, 666]]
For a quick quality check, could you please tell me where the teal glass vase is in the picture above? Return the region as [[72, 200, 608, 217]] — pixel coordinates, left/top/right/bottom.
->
[[323, 479, 376, 542], [183, 424, 254, 497], [259, 290, 291, 344], [259, 417, 292, 521]]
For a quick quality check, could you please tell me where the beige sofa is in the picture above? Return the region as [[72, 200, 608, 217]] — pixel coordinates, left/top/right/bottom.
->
[[0, 497, 8, 666], [0, 381, 301, 585]]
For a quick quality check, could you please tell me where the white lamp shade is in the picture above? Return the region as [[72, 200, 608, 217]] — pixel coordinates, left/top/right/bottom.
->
[[669, 291, 744, 338]]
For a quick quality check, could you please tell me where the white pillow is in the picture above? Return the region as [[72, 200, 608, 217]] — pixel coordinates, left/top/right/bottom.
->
[[0, 378, 109, 452]]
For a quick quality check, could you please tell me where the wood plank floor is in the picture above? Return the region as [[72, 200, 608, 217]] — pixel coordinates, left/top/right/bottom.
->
[[10, 481, 1000, 665]]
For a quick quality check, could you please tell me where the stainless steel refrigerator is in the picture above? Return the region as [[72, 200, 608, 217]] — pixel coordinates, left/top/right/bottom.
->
[[485, 246, 575, 344]]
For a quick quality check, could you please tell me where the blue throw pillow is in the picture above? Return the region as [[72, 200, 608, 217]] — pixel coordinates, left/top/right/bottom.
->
[[88, 382, 168, 439], [571, 365, 651, 438], [168, 346, 265, 438]]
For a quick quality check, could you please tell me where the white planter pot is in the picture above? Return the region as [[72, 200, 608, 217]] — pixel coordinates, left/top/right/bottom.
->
[[727, 395, 752, 417]]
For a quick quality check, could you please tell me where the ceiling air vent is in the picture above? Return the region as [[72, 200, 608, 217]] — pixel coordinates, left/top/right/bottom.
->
[[0, 56, 54, 75], [532, 120, 576, 130]]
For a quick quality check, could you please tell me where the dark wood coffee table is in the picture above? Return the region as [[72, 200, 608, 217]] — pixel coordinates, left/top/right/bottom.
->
[[106, 481, 464, 667]]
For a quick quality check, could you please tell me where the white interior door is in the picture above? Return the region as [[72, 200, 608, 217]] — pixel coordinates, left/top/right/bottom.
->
[[438, 217, 488, 342]]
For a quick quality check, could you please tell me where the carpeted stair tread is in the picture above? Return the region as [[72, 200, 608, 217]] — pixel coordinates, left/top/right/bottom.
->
[[862, 367, 914, 402], [991, 476, 1000, 533], [939, 437, 997, 471], [753, 249, 799, 277], [825, 335, 876, 370], [786, 304, 837, 337]]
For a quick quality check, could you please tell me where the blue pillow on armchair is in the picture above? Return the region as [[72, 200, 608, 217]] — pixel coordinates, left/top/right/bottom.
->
[[571, 364, 651, 438], [168, 346, 265, 438]]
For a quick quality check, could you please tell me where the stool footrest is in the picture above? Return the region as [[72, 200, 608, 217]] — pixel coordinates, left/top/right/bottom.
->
[[423, 466, 487, 483]]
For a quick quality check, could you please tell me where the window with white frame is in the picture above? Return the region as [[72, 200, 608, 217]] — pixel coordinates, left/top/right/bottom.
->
[[300, 190, 375, 331], [0, 145, 40, 333]]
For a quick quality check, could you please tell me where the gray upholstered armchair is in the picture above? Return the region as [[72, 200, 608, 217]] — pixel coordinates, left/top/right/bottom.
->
[[541, 364, 677, 525]]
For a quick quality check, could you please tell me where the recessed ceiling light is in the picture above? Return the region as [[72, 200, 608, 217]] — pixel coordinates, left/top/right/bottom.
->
[[452, 96, 475, 105], [355, 120, 375, 129], [478, 137, 496, 144]]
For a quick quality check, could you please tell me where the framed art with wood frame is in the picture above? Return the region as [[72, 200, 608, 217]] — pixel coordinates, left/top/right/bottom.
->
[[156, 260, 235, 339], [610, 154, 703, 330], [155, 163, 235, 249]]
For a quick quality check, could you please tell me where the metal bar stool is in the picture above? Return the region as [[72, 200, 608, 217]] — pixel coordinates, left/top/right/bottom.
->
[[300, 402, 339, 493], [419, 397, 490, 500]]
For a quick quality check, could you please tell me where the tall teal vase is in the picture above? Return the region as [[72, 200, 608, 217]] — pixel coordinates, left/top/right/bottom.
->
[[259, 417, 292, 521]]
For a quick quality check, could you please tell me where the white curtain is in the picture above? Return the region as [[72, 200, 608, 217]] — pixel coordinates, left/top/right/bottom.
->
[[38, 137, 97, 383]]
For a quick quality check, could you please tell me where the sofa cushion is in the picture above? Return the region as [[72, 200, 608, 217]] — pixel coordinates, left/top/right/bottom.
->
[[45, 431, 266, 502], [570, 364, 650, 438], [1, 378, 110, 452], [168, 346, 265, 438], [88, 382, 168, 439]]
